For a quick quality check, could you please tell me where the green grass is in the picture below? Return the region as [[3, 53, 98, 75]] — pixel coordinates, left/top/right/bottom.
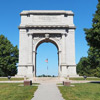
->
[[57, 83, 63, 85], [69, 77, 100, 81], [59, 83, 100, 100], [0, 83, 38, 100], [0, 78, 24, 81], [32, 83, 40, 85]]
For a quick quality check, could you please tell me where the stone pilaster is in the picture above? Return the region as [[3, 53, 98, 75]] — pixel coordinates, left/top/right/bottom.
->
[[28, 34, 33, 64], [27, 34, 33, 77], [60, 33, 68, 77], [58, 50, 61, 76], [33, 51, 37, 77], [61, 33, 67, 64]]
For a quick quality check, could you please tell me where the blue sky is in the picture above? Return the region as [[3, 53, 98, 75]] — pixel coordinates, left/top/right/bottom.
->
[[0, 0, 98, 76]]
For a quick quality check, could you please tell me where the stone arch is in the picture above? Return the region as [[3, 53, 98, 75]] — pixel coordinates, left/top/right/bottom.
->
[[34, 38, 61, 52], [17, 10, 77, 78], [34, 38, 59, 76]]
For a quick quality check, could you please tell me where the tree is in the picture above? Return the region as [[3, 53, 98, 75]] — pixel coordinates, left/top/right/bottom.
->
[[77, 57, 90, 76], [0, 35, 18, 76], [87, 47, 100, 77], [77, 0, 100, 77], [84, 0, 100, 49], [77, 48, 100, 77]]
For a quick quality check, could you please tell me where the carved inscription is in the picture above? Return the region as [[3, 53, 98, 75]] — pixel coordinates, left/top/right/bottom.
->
[[32, 15, 61, 22]]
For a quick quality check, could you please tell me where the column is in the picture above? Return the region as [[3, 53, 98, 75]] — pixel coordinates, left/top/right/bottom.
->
[[28, 34, 33, 64], [58, 50, 61, 76], [61, 33, 66, 64], [61, 33, 68, 77], [33, 51, 36, 77], [27, 34, 33, 77], [66, 29, 75, 65]]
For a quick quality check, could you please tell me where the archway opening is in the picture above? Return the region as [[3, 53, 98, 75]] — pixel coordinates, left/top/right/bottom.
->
[[36, 42, 58, 77]]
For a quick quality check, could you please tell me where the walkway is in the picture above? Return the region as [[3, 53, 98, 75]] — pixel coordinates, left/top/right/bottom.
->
[[31, 82, 64, 100]]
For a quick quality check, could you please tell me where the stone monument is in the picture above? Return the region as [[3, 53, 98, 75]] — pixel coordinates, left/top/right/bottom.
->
[[17, 10, 77, 78]]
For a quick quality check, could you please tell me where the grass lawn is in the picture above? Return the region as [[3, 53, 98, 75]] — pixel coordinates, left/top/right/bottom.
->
[[0, 83, 38, 100], [59, 83, 100, 100], [0, 78, 24, 81], [69, 77, 100, 81]]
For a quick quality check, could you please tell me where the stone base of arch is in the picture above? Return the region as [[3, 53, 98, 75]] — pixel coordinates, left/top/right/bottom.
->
[[17, 64, 77, 78], [59, 64, 77, 77], [17, 65, 34, 78]]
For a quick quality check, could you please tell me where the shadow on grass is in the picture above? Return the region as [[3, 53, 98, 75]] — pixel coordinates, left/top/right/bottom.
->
[[90, 81, 100, 84]]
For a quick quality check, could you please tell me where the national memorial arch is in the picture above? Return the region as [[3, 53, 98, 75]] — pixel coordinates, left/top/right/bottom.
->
[[17, 10, 77, 78]]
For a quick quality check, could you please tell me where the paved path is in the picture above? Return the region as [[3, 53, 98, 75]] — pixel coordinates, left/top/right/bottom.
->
[[31, 82, 64, 100]]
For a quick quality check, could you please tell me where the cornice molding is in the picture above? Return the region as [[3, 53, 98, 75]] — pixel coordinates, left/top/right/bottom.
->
[[18, 25, 76, 29], [20, 10, 74, 16]]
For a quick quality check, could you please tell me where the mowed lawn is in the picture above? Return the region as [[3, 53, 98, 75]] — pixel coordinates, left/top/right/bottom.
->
[[0, 83, 38, 100], [69, 77, 100, 81], [0, 78, 24, 81], [59, 83, 100, 100]]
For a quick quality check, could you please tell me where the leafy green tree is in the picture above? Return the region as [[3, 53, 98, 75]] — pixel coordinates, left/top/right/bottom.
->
[[77, 0, 100, 77], [88, 47, 100, 77], [0, 34, 18, 76], [77, 57, 90, 76], [77, 48, 100, 77], [84, 0, 100, 49]]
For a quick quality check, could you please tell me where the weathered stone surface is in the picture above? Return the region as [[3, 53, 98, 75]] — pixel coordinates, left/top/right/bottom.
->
[[17, 10, 77, 78]]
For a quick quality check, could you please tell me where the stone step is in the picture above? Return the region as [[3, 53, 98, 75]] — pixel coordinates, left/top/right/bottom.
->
[[30, 77, 67, 83]]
